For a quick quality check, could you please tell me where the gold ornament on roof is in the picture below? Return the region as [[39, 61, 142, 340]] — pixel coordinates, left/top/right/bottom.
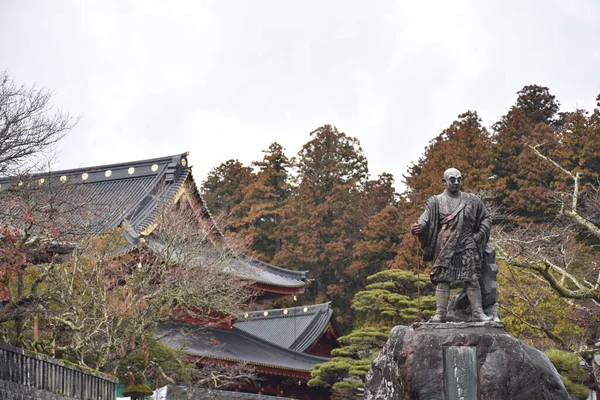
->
[[82, 173, 89, 180], [151, 164, 159, 172], [128, 167, 135, 175], [181, 158, 187, 167], [105, 170, 112, 177], [38, 178, 44, 185], [60, 176, 67, 183], [283, 309, 288, 315]]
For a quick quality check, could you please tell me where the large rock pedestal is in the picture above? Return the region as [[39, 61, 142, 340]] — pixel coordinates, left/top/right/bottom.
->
[[365, 323, 569, 400]]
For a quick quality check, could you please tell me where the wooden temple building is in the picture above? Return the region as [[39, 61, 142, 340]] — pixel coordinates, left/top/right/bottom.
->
[[160, 302, 340, 399], [0, 153, 340, 399]]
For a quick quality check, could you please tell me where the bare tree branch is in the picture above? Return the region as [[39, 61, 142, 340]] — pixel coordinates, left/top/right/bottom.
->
[[527, 143, 600, 240], [0, 72, 76, 175]]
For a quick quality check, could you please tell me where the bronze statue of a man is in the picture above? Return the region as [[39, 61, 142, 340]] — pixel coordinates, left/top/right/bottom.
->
[[411, 168, 493, 322]]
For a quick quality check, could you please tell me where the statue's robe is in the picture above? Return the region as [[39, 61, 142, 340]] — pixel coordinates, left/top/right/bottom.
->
[[418, 192, 491, 284]]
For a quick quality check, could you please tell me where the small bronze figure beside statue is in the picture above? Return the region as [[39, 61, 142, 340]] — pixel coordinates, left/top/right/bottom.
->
[[411, 168, 498, 323]]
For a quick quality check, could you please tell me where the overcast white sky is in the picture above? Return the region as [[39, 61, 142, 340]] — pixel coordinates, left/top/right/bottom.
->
[[1, 0, 599, 188]]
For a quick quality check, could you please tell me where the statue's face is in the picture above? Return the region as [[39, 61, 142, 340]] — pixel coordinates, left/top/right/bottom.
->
[[442, 168, 462, 193]]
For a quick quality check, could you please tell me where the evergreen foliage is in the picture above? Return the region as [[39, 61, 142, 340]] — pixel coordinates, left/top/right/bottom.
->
[[491, 85, 562, 218], [545, 349, 589, 399], [352, 269, 435, 326], [233, 142, 292, 262], [201, 159, 256, 219], [274, 125, 394, 328], [405, 110, 493, 202], [308, 269, 435, 392]]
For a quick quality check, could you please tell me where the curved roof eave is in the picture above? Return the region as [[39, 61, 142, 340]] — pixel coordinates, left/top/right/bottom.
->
[[157, 322, 329, 374]]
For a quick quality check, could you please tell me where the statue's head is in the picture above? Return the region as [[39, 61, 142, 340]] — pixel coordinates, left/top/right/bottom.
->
[[442, 168, 462, 193]]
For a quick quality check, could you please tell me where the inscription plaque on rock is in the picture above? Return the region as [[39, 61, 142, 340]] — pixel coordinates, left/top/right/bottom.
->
[[444, 346, 478, 400]]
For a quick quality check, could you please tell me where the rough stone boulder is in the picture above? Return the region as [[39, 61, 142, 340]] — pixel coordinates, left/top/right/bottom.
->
[[365, 322, 569, 400]]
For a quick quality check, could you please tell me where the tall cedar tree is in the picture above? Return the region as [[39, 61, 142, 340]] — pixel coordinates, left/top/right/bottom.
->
[[275, 125, 384, 328], [200, 159, 256, 225], [491, 85, 561, 219], [347, 197, 426, 291], [404, 110, 493, 203], [234, 143, 292, 262], [347, 204, 405, 284]]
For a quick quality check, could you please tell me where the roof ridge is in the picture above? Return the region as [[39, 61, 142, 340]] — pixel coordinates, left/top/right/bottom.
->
[[119, 163, 172, 235], [42, 153, 188, 176], [239, 302, 331, 319], [0, 153, 190, 188], [289, 306, 332, 352]]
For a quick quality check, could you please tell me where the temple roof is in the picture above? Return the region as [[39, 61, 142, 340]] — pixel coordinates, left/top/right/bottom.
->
[[0, 153, 307, 289], [0, 153, 196, 238], [158, 321, 329, 374], [235, 303, 335, 352]]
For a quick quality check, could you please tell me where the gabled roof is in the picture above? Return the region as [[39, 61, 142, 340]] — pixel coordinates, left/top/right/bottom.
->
[[235, 303, 335, 352], [0, 153, 307, 289], [158, 321, 329, 374]]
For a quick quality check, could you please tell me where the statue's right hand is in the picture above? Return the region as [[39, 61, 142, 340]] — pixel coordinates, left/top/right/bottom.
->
[[411, 223, 423, 235]]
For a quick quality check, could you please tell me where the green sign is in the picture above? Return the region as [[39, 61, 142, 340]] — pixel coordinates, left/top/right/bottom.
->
[[444, 346, 478, 400]]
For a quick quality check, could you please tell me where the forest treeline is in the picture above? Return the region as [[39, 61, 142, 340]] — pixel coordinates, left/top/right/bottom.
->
[[201, 85, 600, 396]]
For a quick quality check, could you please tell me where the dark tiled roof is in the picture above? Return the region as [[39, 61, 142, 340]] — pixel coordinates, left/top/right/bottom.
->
[[0, 153, 193, 238], [227, 255, 307, 288], [235, 303, 334, 352], [158, 321, 329, 373], [0, 153, 307, 289], [145, 241, 307, 289]]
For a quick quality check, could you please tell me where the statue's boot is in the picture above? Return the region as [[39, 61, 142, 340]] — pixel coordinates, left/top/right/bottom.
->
[[430, 285, 450, 322], [467, 287, 493, 322]]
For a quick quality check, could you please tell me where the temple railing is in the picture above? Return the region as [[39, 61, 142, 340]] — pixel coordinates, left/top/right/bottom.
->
[[0, 341, 117, 400]]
